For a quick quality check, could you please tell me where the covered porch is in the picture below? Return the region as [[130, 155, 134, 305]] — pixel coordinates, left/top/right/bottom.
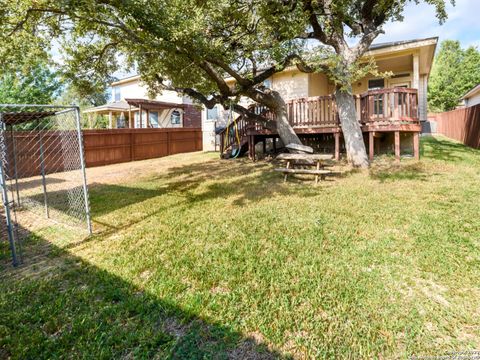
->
[[83, 99, 185, 129]]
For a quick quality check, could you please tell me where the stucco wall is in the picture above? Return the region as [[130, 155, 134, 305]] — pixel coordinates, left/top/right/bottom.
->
[[272, 70, 309, 100]]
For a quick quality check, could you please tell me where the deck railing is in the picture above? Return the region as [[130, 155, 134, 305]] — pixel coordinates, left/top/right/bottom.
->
[[360, 88, 418, 124], [250, 88, 419, 130], [219, 88, 419, 153]]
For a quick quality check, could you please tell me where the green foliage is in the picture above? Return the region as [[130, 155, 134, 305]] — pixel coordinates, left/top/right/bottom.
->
[[0, 60, 61, 104], [428, 40, 480, 112]]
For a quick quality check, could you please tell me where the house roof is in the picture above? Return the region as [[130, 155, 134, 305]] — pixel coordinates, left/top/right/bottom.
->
[[461, 84, 480, 100], [112, 37, 439, 87], [369, 37, 439, 51]]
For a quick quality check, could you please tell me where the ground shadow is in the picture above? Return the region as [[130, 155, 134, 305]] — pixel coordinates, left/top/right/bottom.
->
[[0, 230, 286, 359], [421, 136, 480, 163], [369, 162, 428, 183]]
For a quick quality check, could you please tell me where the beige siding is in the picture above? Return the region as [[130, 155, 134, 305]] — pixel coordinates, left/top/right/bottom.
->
[[272, 71, 309, 100], [308, 73, 330, 97]]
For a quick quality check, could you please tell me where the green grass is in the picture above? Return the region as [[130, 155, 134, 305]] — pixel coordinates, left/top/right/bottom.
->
[[1, 136, 480, 359]]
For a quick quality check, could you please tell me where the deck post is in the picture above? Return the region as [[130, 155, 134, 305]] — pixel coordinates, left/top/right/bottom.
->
[[394, 131, 401, 162], [413, 132, 420, 160], [334, 132, 340, 161], [251, 136, 256, 162], [369, 131, 374, 161], [262, 139, 266, 154], [273, 137, 277, 153]]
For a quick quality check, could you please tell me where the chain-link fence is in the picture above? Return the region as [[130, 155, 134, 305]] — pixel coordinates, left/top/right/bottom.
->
[[0, 105, 92, 267]]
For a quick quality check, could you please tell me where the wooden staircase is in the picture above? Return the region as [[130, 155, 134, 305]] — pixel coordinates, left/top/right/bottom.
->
[[218, 114, 250, 158]]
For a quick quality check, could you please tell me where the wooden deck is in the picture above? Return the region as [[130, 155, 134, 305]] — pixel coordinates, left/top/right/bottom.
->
[[220, 88, 421, 161]]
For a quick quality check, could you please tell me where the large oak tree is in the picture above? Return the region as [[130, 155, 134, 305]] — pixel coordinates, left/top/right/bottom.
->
[[1, 0, 452, 167]]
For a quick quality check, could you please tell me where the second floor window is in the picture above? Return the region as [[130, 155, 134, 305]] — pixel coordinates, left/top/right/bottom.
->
[[114, 87, 121, 102]]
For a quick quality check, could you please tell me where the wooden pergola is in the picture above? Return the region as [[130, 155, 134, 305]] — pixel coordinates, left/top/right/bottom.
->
[[83, 99, 185, 129]]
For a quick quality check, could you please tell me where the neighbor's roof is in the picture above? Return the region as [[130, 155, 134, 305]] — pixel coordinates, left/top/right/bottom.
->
[[125, 98, 185, 110], [111, 75, 141, 86], [83, 101, 130, 114], [461, 84, 480, 100]]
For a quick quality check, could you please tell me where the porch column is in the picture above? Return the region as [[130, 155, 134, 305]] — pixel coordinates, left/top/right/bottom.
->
[[108, 111, 113, 129], [413, 53, 420, 89], [413, 132, 420, 160], [139, 104, 143, 128], [128, 106, 133, 128], [369, 132, 374, 161], [394, 131, 401, 162]]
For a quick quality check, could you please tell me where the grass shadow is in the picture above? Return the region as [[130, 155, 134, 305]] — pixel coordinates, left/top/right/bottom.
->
[[421, 136, 480, 163], [0, 230, 286, 359], [369, 162, 427, 183]]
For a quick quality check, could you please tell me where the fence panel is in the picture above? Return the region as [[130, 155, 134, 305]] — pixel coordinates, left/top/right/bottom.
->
[[83, 128, 202, 167], [434, 104, 480, 149]]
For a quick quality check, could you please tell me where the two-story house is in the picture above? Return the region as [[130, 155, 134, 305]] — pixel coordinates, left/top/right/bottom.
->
[[84, 75, 201, 129]]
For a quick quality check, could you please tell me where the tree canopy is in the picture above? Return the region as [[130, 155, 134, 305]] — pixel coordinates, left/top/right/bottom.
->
[[428, 40, 480, 112], [0, 60, 61, 104], [1, 0, 454, 166]]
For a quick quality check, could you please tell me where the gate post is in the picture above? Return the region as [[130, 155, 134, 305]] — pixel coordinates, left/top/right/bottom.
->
[[0, 116, 19, 266], [74, 107, 93, 235]]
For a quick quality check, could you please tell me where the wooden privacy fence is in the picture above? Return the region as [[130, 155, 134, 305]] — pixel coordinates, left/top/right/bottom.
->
[[83, 128, 202, 167], [7, 128, 202, 177], [434, 104, 480, 149]]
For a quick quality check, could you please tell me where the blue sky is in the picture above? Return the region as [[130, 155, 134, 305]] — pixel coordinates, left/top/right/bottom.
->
[[375, 0, 479, 49]]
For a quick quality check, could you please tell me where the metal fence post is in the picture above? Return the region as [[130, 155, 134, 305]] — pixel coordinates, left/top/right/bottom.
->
[[39, 131, 49, 218], [0, 116, 18, 266], [74, 107, 92, 235]]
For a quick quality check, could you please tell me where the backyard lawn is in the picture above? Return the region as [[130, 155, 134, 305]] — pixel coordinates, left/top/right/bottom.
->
[[1, 136, 479, 359]]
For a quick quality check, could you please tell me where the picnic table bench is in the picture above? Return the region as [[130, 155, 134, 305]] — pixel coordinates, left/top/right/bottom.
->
[[275, 153, 334, 184]]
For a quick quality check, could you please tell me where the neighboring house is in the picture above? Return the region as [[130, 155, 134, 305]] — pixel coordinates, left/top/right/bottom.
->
[[461, 84, 480, 107], [205, 37, 438, 160], [84, 75, 201, 129]]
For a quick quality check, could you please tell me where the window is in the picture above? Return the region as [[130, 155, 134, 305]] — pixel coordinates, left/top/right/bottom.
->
[[171, 110, 181, 125], [134, 112, 140, 128], [149, 111, 159, 128], [368, 78, 385, 90], [134, 111, 147, 128], [114, 87, 121, 102], [117, 113, 126, 128], [206, 106, 218, 121], [263, 79, 272, 89]]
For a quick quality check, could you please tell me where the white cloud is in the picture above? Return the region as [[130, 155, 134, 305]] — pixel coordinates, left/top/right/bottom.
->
[[375, 0, 479, 48]]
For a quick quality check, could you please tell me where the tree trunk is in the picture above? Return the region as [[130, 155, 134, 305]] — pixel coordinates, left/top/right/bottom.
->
[[270, 91, 302, 147], [335, 87, 369, 168]]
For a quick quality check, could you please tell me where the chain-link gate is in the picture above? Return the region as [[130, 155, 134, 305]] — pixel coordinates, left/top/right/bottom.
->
[[0, 105, 92, 267]]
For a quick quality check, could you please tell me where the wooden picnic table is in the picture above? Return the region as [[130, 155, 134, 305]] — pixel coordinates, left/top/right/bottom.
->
[[275, 153, 334, 184]]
